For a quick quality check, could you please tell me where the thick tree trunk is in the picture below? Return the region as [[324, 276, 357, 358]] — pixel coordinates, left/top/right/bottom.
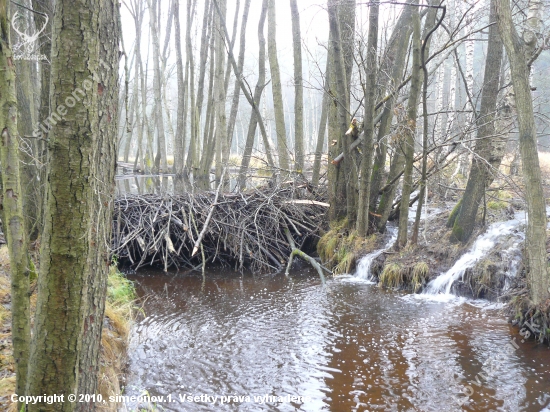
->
[[356, 0, 379, 237], [267, 0, 290, 171], [76, 0, 120, 406], [186, 0, 210, 172], [26, 0, 118, 409], [495, 0, 548, 306], [0, 0, 30, 396], [449, 0, 503, 242], [290, 0, 304, 173]]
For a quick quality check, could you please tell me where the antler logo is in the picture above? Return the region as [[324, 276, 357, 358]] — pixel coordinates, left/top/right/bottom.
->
[[11, 11, 48, 61]]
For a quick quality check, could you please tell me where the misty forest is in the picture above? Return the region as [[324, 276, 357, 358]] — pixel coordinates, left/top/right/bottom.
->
[[1, 0, 550, 410]]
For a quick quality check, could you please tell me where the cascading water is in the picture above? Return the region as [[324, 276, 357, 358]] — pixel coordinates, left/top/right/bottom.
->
[[354, 227, 397, 281], [423, 214, 526, 296]]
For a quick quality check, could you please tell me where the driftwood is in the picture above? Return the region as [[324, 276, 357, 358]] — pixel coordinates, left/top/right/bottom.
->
[[112, 182, 329, 273]]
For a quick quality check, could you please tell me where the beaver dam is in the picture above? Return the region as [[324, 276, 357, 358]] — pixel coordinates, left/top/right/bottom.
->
[[112, 181, 329, 273]]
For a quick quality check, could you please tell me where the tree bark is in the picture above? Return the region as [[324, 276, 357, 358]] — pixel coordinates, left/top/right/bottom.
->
[[26, 0, 119, 408], [147, 0, 168, 172], [495, 0, 548, 305], [312, 61, 329, 187], [396, 4, 421, 250], [225, 0, 250, 157], [174, 0, 187, 176], [356, 1, 379, 237], [76, 0, 120, 406], [290, 0, 304, 173], [267, 0, 290, 171], [327, 0, 354, 226], [449, 0, 503, 242], [237, 0, 268, 189], [370, 1, 414, 213], [0, 0, 30, 396]]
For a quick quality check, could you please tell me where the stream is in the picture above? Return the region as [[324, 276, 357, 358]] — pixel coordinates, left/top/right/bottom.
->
[[119, 178, 550, 411], [124, 266, 550, 411]]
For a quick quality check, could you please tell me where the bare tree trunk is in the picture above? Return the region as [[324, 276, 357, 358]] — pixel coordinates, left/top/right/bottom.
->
[[495, 0, 548, 305], [147, 0, 167, 172], [370, 0, 415, 211], [312, 62, 329, 187], [26, 0, 119, 408], [213, 0, 227, 184], [267, 0, 290, 171], [0, 0, 30, 395], [449, 0, 503, 242], [290, 0, 304, 173], [237, 0, 268, 189], [174, 0, 186, 175], [226, 0, 251, 157], [187, 0, 211, 172], [327, 0, 354, 226], [356, 0, 378, 236], [76, 0, 120, 406], [410, 0, 441, 244], [396, 4, 421, 250]]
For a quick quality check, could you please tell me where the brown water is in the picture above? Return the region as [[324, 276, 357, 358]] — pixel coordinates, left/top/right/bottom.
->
[[124, 268, 550, 411]]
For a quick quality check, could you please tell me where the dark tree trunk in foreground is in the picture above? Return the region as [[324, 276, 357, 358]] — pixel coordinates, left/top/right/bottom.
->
[[449, 0, 503, 242], [495, 0, 548, 306], [26, 0, 120, 408], [76, 0, 120, 407]]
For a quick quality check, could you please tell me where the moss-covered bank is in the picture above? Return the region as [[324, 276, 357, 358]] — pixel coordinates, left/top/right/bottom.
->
[[318, 202, 550, 343]]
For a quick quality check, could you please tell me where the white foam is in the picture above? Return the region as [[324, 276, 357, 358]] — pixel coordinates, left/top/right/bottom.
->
[[423, 216, 525, 296]]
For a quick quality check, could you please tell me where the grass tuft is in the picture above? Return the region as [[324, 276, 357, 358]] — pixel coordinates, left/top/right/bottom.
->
[[379, 263, 403, 289]]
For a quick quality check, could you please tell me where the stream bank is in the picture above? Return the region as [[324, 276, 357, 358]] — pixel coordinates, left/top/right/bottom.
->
[[318, 198, 550, 343], [0, 248, 137, 411]]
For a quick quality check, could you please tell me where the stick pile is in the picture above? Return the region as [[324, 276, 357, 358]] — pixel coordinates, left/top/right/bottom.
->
[[112, 182, 328, 273]]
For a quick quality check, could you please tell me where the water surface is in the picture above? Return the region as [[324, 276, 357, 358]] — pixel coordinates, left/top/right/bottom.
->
[[124, 268, 550, 411]]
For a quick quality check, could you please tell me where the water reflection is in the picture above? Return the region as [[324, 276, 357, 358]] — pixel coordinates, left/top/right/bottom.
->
[[124, 269, 550, 411]]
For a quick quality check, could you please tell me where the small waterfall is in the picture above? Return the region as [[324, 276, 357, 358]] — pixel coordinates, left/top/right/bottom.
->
[[423, 217, 525, 296], [355, 227, 398, 281]]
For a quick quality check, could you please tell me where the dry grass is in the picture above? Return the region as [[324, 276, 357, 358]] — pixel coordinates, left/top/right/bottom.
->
[[410, 262, 429, 292], [379, 263, 404, 289], [318, 220, 377, 275]]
